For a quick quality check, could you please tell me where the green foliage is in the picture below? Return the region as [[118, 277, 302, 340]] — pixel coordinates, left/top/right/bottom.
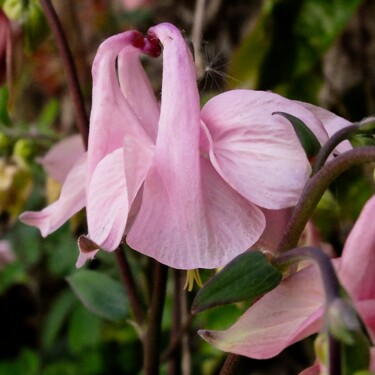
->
[[342, 331, 371, 375], [273, 111, 321, 159], [192, 251, 282, 313], [0, 350, 40, 375], [68, 304, 102, 353], [3, 0, 48, 53], [0, 88, 11, 126], [42, 290, 76, 349], [229, 0, 363, 100], [66, 270, 129, 321]]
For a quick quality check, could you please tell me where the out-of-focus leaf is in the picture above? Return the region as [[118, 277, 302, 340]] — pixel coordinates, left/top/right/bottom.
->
[[228, 2, 273, 89], [45, 224, 77, 276], [229, 0, 362, 98], [37, 99, 60, 134], [191, 251, 282, 313], [66, 270, 129, 321], [273, 111, 321, 159], [0, 349, 40, 375], [0, 87, 11, 126], [0, 261, 26, 294], [42, 289, 76, 349], [293, 0, 363, 76], [342, 331, 371, 375], [68, 304, 102, 353]]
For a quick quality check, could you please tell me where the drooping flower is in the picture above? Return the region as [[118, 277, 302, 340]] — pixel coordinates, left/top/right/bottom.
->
[[199, 194, 375, 364], [20, 23, 350, 270]]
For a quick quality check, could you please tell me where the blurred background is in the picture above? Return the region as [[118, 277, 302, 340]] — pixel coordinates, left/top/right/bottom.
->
[[0, 0, 374, 374]]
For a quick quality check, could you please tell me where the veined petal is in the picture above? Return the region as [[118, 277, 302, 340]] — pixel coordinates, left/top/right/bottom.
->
[[19, 154, 87, 236], [86, 148, 128, 251], [128, 158, 265, 269], [127, 23, 265, 269], [38, 134, 85, 183], [339, 195, 375, 301], [88, 31, 153, 184], [297, 101, 352, 154], [201, 90, 325, 209], [199, 265, 324, 359]]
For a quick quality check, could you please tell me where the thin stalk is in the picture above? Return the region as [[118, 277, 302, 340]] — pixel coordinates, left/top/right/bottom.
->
[[40, 0, 89, 148], [312, 124, 359, 175], [168, 270, 182, 375], [219, 353, 241, 375], [143, 262, 168, 375], [277, 146, 375, 253], [312, 118, 375, 175], [114, 247, 146, 327]]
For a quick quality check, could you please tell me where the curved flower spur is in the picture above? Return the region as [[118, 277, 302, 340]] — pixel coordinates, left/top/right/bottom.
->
[[20, 23, 347, 270]]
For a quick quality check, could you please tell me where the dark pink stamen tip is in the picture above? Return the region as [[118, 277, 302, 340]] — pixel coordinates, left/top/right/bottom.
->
[[131, 31, 145, 49], [142, 32, 161, 57]]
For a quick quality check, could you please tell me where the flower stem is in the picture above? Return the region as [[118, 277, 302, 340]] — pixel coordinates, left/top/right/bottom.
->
[[143, 261, 168, 375], [312, 118, 375, 174], [39, 0, 89, 148], [277, 146, 375, 253], [114, 247, 146, 327], [312, 124, 359, 175], [275, 247, 340, 305], [219, 353, 241, 375]]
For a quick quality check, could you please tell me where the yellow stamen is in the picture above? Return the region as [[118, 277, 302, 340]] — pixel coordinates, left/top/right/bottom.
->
[[183, 269, 203, 291]]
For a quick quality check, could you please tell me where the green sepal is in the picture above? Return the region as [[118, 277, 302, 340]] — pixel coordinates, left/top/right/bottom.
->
[[342, 330, 371, 375], [273, 111, 321, 159], [191, 251, 282, 314], [66, 270, 129, 321]]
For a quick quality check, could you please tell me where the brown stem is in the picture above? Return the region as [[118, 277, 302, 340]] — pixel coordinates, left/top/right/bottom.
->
[[219, 353, 241, 375], [167, 270, 182, 375], [40, 0, 89, 148], [277, 146, 375, 253], [143, 261, 168, 375], [114, 247, 146, 327]]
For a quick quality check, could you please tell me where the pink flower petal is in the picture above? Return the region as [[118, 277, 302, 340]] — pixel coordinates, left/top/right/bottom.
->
[[19, 154, 87, 236], [85, 148, 128, 251], [339, 195, 375, 301], [199, 265, 324, 359], [299, 363, 320, 375], [38, 134, 85, 183], [127, 23, 265, 269], [118, 48, 159, 142], [87, 31, 153, 184], [297, 101, 352, 154], [201, 90, 326, 209], [355, 300, 375, 344], [128, 158, 265, 269]]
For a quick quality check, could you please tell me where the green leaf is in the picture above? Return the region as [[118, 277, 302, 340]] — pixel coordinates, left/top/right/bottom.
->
[[68, 304, 102, 353], [191, 251, 282, 314], [42, 290, 76, 349], [0, 87, 11, 126], [342, 331, 371, 375], [228, 1, 274, 89], [66, 270, 129, 321], [273, 111, 321, 159]]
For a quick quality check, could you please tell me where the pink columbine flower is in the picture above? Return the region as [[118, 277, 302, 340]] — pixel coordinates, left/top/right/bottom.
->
[[20, 23, 350, 270], [199, 194, 375, 368]]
